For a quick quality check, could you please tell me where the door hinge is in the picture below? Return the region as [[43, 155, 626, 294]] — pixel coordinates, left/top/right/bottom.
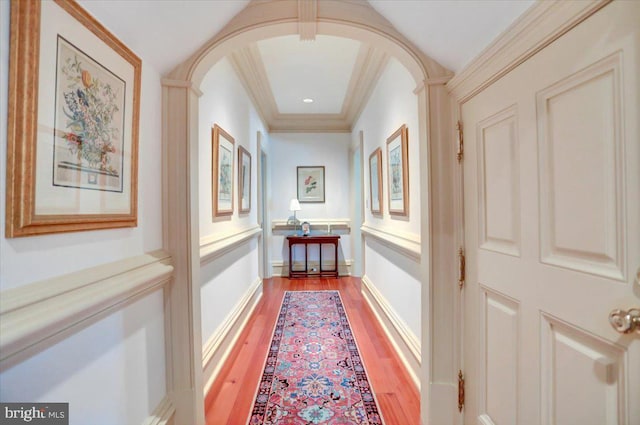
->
[[456, 121, 464, 163], [458, 247, 465, 289], [458, 370, 465, 412]]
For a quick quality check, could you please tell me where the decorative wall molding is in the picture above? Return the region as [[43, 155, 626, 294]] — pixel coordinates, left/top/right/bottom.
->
[[228, 42, 388, 133], [141, 396, 175, 425], [447, 0, 611, 103], [0, 250, 174, 370], [202, 277, 263, 394], [361, 275, 421, 389], [271, 260, 353, 277], [199, 225, 262, 265], [360, 224, 421, 261], [271, 218, 350, 233]]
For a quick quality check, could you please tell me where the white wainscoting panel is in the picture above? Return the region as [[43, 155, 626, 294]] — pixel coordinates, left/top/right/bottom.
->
[[361, 275, 420, 388], [202, 277, 263, 394], [0, 250, 173, 370], [537, 52, 625, 280]]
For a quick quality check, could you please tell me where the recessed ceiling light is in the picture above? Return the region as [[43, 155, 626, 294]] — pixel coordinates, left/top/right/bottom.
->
[[303, 98, 314, 103]]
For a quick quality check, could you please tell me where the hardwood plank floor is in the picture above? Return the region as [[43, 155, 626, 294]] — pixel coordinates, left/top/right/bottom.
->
[[204, 277, 420, 425]]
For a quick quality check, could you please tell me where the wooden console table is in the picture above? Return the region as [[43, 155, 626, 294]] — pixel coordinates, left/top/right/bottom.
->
[[286, 234, 341, 278]]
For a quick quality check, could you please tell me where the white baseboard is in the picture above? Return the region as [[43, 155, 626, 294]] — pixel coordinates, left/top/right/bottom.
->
[[361, 275, 421, 389], [141, 396, 175, 425], [202, 277, 263, 394], [271, 260, 353, 277]]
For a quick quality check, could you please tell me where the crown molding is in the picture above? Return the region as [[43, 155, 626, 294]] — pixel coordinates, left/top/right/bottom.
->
[[447, 0, 611, 103], [228, 42, 388, 133], [342, 44, 390, 125]]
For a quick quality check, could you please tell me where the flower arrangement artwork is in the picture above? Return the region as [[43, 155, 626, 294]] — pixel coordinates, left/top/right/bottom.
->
[[5, 0, 141, 237], [54, 37, 125, 191], [297, 166, 325, 203]]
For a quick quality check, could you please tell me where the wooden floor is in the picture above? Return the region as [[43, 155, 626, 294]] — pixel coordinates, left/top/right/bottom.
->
[[204, 276, 420, 425]]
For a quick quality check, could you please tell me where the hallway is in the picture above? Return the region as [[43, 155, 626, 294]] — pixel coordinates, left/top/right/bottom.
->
[[204, 277, 419, 425]]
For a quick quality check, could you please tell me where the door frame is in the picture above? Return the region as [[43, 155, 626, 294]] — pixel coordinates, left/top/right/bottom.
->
[[161, 2, 456, 423], [447, 2, 614, 423]]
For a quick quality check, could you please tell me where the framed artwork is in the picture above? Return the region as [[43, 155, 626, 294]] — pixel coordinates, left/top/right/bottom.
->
[[212, 124, 235, 216], [297, 166, 325, 203], [6, 0, 141, 237], [238, 145, 251, 214], [386, 124, 409, 216], [369, 148, 383, 215]]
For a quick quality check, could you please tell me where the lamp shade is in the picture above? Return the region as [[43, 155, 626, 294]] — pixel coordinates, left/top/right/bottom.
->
[[289, 198, 301, 211]]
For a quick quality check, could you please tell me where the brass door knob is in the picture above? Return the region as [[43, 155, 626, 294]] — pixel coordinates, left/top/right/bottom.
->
[[609, 308, 640, 335]]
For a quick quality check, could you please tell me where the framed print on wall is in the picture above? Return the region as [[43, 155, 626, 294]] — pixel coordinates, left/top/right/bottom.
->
[[386, 124, 409, 216], [6, 0, 141, 237], [238, 145, 251, 214], [369, 148, 383, 215], [297, 166, 325, 203], [212, 124, 235, 216]]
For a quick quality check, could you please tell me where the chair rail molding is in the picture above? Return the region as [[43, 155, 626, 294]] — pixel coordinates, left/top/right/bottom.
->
[[0, 250, 174, 370], [271, 218, 351, 233], [360, 224, 421, 261], [447, 0, 611, 103], [199, 225, 262, 265]]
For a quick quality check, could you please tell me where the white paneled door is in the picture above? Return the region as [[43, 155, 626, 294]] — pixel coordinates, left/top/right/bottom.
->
[[462, 2, 639, 424]]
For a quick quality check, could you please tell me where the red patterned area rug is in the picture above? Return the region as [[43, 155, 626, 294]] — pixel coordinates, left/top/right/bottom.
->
[[248, 290, 384, 425]]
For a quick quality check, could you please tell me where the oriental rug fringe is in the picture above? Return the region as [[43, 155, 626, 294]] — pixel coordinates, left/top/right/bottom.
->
[[248, 290, 384, 425]]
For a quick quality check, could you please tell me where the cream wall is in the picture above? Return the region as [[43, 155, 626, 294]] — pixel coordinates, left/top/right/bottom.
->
[[198, 57, 267, 349], [0, 2, 166, 424], [269, 133, 352, 273], [352, 57, 422, 340]]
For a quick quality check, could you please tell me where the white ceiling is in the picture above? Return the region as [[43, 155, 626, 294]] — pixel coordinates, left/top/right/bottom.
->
[[79, 0, 534, 130], [258, 35, 361, 114], [80, 0, 533, 76]]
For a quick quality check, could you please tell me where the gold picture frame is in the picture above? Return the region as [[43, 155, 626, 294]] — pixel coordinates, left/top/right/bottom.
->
[[369, 148, 383, 215], [386, 124, 409, 216], [212, 124, 235, 216], [6, 0, 141, 237], [238, 145, 251, 214]]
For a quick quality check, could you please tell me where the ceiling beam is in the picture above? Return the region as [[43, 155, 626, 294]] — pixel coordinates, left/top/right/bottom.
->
[[298, 0, 318, 41]]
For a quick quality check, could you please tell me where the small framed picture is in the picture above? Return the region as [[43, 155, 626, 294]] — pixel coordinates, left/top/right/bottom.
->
[[386, 124, 409, 216], [212, 124, 235, 216], [297, 166, 325, 203], [369, 148, 383, 215], [238, 145, 251, 213], [301, 221, 311, 236]]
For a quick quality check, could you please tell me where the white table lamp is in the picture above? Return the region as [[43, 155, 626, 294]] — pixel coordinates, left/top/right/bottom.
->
[[289, 198, 301, 232]]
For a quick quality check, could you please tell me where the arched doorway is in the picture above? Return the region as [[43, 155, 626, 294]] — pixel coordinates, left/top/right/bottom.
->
[[161, 1, 457, 423]]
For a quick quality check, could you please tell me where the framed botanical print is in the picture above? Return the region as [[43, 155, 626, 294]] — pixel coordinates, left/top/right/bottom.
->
[[6, 0, 141, 237], [386, 124, 409, 216], [297, 166, 325, 203], [238, 145, 251, 214], [369, 148, 383, 215], [212, 124, 235, 216]]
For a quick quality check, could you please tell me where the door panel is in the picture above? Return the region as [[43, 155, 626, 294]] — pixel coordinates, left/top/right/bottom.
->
[[462, 2, 639, 424]]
